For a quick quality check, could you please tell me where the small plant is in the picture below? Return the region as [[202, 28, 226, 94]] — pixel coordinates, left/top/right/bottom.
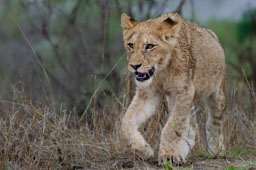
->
[[200, 150, 215, 159], [164, 162, 174, 170], [226, 166, 240, 170]]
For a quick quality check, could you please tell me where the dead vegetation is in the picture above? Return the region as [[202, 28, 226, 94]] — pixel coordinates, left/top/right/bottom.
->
[[0, 78, 256, 170]]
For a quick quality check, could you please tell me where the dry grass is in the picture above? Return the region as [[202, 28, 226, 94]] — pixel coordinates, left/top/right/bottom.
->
[[0, 80, 256, 170]]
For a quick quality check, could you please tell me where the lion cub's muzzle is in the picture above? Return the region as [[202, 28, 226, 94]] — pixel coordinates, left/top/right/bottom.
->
[[135, 67, 155, 81]]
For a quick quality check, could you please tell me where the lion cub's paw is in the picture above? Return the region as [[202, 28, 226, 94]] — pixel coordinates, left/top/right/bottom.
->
[[158, 152, 186, 167], [131, 143, 154, 160], [158, 140, 190, 166]]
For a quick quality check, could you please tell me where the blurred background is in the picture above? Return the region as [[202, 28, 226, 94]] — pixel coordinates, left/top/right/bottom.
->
[[0, 0, 256, 114]]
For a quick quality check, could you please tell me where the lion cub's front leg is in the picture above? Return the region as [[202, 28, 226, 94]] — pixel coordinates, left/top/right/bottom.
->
[[159, 85, 195, 166], [121, 89, 160, 159]]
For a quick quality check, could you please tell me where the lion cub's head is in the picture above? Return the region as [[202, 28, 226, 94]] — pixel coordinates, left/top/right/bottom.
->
[[121, 13, 181, 87]]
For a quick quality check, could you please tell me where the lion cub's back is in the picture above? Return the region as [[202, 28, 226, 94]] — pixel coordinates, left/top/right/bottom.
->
[[188, 21, 226, 99]]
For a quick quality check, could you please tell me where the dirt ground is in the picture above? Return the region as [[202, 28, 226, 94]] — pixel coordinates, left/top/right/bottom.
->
[[116, 158, 256, 170]]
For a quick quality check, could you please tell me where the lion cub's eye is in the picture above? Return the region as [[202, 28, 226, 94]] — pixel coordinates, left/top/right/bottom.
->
[[127, 43, 134, 50], [145, 44, 156, 51]]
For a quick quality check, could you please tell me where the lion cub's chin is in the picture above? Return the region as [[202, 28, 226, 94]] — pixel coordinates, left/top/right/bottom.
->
[[135, 78, 153, 87]]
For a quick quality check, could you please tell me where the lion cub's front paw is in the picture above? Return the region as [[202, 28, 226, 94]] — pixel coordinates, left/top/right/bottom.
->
[[158, 150, 186, 166], [158, 140, 190, 166], [130, 143, 154, 160]]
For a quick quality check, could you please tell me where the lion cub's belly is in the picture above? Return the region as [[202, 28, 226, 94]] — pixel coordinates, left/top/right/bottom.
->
[[193, 75, 221, 101], [192, 58, 225, 101]]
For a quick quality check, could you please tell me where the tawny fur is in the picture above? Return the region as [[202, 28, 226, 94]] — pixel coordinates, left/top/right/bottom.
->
[[120, 13, 226, 166]]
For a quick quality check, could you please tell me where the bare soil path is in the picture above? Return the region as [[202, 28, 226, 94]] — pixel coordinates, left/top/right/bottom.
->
[[116, 158, 256, 170]]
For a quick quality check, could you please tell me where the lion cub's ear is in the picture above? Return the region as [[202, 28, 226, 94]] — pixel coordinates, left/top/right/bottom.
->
[[121, 13, 138, 32], [158, 13, 181, 44]]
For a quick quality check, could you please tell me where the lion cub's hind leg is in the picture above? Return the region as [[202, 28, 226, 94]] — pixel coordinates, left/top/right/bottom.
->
[[205, 79, 226, 155]]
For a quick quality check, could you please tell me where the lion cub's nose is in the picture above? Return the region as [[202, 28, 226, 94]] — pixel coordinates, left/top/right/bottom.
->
[[130, 63, 142, 70]]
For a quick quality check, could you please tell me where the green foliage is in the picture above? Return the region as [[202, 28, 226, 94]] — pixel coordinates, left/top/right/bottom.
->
[[164, 161, 193, 170], [199, 150, 215, 159], [173, 122, 179, 129], [205, 19, 238, 46], [164, 162, 173, 170], [226, 166, 240, 170], [237, 9, 256, 42]]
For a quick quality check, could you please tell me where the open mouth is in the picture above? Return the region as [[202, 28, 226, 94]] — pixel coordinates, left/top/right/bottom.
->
[[135, 67, 155, 81]]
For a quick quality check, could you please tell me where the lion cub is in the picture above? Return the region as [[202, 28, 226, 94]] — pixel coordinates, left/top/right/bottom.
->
[[120, 13, 226, 166]]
